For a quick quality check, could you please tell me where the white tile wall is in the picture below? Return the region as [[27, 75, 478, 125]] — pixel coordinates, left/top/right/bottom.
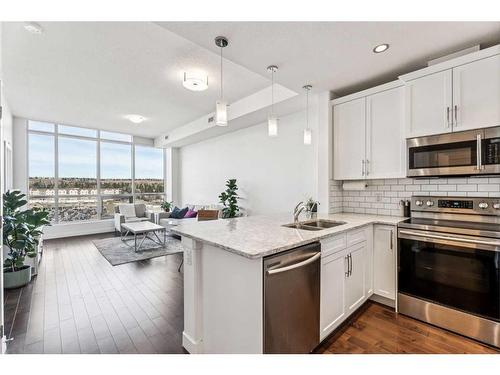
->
[[329, 177, 500, 216]]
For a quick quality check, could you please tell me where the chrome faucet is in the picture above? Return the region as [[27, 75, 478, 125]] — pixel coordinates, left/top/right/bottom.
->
[[293, 201, 306, 224]]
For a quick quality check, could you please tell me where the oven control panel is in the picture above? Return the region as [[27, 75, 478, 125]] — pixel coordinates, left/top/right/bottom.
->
[[438, 200, 473, 209], [411, 196, 500, 216]]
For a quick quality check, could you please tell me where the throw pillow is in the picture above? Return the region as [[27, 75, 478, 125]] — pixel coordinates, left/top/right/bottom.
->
[[170, 206, 189, 219], [184, 209, 198, 219]]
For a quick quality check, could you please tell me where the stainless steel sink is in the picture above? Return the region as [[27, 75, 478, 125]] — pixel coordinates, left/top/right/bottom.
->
[[282, 219, 347, 231]]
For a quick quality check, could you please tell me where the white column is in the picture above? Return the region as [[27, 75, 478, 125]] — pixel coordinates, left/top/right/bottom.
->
[[181, 237, 204, 353], [12, 117, 28, 194], [316, 91, 333, 214], [165, 147, 179, 205]]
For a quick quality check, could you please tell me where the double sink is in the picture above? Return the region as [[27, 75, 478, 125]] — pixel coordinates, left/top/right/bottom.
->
[[282, 219, 346, 231]]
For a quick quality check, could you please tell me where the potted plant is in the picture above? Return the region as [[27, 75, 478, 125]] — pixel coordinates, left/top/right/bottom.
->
[[160, 200, 173, 212], [218, 179, 240, 219], [3, 190, 50, 289]]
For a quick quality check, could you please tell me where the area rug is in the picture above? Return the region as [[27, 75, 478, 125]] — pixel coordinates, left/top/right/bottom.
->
[[93, 235, 183, 266]]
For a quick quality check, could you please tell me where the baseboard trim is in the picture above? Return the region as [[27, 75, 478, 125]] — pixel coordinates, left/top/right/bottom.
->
[[182, 331, 203, 354], [370, 294, 395, 308]]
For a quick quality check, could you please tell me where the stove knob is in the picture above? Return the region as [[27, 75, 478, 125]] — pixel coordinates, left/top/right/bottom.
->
[[415, 200, 423, 207], [493, 203, 500, 210], [426, 200, 434, 207], [478, 202, 489, 209]]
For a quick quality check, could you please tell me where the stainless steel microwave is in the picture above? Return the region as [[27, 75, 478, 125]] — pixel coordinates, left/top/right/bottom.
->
[[407, 126, 500, 177]]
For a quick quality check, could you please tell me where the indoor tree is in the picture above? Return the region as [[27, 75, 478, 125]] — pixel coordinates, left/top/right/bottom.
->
[[218, 179, 240, 218]]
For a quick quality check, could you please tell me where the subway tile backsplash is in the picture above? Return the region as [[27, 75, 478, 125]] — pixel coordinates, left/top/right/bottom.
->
[[329, 177, 500, 216]]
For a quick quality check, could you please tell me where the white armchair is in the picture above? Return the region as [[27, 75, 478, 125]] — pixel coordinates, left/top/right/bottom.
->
[[114, 203, 151, 234]]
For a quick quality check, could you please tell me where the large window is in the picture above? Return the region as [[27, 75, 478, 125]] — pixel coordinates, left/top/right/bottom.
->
[[27, 121, 166, 223]]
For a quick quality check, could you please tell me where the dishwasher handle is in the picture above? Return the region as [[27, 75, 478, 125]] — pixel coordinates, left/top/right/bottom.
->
[[267, 252, 321, 275]]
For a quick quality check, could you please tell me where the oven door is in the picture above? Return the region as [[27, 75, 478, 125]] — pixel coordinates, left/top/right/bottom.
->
[[407, 130, 483, 177], [398, 229, 500, 322]]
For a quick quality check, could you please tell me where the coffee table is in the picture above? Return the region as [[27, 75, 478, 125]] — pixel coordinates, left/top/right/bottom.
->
[[121, 221, 166, 252]]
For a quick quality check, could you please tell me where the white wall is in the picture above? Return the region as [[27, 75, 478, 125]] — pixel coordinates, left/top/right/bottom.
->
[[178, 96, 320, 215], [12, 117, 27, 193]]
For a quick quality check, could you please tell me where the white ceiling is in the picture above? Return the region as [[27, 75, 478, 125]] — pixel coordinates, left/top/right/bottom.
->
[[159, 22, 500, 96], [1, 22, 269, 137], [2, 22, 500, 138]]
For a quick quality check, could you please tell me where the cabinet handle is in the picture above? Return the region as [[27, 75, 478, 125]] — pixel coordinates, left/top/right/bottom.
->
[[349, 253, 353, 276], [446, 107, 450, 127], [390, 230, 394, 250], [365, 159, 370, 176], [361, 160, 365, 176], [454, 105, 458, 125], [345, 255, 350, 277]]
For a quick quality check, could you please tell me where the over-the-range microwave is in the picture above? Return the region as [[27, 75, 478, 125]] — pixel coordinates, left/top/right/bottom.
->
[[407, 126, 500, 177]]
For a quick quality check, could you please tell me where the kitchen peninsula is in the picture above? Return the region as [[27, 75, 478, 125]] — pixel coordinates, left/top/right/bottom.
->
[[172, 213, 405, 354]]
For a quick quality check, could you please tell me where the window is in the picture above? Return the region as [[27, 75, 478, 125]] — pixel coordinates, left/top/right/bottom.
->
[[100, 142, 132, 194], [26, 120, 166, 223]]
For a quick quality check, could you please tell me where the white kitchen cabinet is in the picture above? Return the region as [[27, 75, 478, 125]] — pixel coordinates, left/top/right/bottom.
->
[[345, 242, 366, 314], [333, 97, 366, 180], [320, 249, 346, 340], [366, 87, 406, 178], [452, 54, 500, 132], [405, 70, 453, 138], [333, 82, 405, 180], [373, 225, 396, 300]]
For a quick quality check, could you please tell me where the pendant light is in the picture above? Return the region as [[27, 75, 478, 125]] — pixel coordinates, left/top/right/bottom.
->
[[267, 65, 279, 137], [215, 36, 229, 126], [303, 85, 312, 145]]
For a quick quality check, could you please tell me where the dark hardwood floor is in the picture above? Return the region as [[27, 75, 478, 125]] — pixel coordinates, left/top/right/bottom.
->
[[315, 301, 499, 354], [4, 233, 185, 354], [4, 233, 499, 354]]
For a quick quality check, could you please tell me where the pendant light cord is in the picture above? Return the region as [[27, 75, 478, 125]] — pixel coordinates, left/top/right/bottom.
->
[[220, 46, 223, 101], [271, 69, 274, 115], [306, 88, 309, 129]]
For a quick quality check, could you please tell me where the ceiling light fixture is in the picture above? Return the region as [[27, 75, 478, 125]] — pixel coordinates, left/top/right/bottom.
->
[[24, 22, 43, 34], [303, 85, 312, 145], [183, 72, 208, 91], [125, 114, 146, 124], [267, 65, 279, 137], [215, 36, 229, 126], [373, 43, 389, 53]]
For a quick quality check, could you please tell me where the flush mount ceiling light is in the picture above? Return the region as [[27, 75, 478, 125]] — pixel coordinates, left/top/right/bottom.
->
[[303, 85, 312, 145], [373, 43, 389, 53], [215, 36, 229, 126], [267, 65, 279, 137], [24, 22, 43, 34], [183, 72, 208, 91], [124, 114, 146, 124]]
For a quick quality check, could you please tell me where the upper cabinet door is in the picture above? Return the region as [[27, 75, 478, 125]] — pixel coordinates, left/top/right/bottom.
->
[[333, 98, 366, 180], [405, 70, 453, 138], [452, 54, 500, 132], [365, 87, 406, 179]]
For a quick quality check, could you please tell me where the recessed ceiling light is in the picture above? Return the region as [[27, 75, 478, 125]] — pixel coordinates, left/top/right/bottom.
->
[[373, 43, 389, 53], [183, 72, 208, 91], [124, 114, 146, 124], [24, 22, 43, 34]]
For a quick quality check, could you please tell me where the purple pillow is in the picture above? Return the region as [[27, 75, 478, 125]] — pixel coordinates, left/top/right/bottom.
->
[[183, 209, 198, 219]]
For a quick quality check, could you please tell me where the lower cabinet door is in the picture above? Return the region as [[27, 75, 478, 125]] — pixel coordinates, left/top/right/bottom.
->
[[345, 242, 367, 315], [320, 249, 346, 340], [373, 225, 396, 300]]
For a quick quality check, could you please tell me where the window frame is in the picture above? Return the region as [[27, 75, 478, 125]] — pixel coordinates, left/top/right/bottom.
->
[[26, 121, 166, 223]]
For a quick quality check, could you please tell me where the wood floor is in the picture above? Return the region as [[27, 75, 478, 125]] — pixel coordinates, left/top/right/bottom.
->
[[315, 301, 499, 354], [4, 233, 185, 354], [4, 233, 499, 354]]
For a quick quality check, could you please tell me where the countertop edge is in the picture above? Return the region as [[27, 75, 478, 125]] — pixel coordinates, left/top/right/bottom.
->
[[171, 216, 406, 259]]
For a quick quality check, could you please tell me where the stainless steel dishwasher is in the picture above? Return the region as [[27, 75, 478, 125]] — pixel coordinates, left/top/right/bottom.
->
[[263, 242, 321, 353]]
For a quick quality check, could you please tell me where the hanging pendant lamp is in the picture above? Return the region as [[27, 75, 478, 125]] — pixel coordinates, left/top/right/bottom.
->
[[215, 36, 229, 126], [267, 65, 279, 137]]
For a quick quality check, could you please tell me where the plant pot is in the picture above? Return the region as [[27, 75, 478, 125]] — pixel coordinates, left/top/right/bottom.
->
[[3, 265, 32, 289]]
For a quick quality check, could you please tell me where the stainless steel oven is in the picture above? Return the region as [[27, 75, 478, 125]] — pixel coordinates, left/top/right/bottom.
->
[[407, 126, 500, 177], [398, 196, 500, 348]]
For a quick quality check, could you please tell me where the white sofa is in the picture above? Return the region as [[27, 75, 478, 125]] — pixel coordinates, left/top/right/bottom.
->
[[114, 203, 152, 233], [159, 204, 222, 232]]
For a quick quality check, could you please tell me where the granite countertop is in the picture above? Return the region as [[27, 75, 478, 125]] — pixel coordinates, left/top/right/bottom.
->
[[171, 213, 406, 259]]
